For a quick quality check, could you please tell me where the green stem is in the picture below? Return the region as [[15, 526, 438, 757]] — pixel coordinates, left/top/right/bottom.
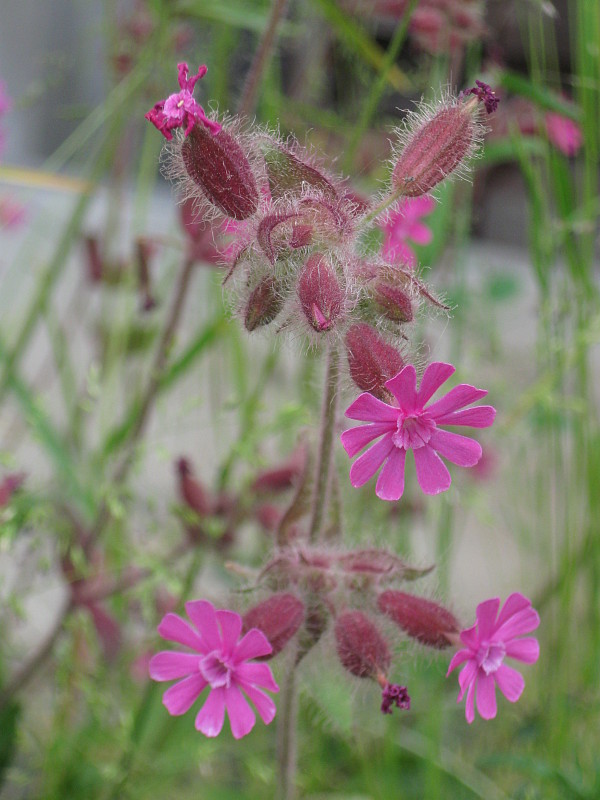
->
[[275, 661, 298, 800], [361, 185, 406, 228], [308, 342, 340, 541]]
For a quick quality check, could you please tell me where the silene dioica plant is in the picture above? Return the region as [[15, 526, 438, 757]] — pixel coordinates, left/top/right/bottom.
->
[[144, 62, 539, 791]]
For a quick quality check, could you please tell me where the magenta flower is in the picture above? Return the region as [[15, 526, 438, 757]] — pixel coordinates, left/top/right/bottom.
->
[[149, 600, 279, 738], [381, 195, 435, 268], [341, 362, 496, 501], [145, 62, 221, 140], [447, 593, 540, 723], [545, 112, 583, 157]]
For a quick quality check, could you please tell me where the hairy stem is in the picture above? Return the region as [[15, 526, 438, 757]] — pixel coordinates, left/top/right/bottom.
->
[[238, 0, 289, 117], [308, 342, 340, 541]]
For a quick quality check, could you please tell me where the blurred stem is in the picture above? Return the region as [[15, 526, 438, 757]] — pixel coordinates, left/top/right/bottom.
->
[[238, 0, 289, 117], [276, 661, 298, 800], [308, 342, 340, 541]]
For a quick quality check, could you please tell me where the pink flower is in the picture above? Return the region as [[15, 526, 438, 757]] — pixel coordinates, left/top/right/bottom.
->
[[149, 600, 279, 738], [545, 112, 583, 157], [145, 62, 221, 140], [381, 196, 435, 268], [446, 593, 540, 723], [341, 362, 496, 501], [0, 197, 27, 229]]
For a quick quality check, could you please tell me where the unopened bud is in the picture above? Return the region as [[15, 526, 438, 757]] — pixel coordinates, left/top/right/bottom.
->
[[345, 324, 405, 401], [263, 143, 337, 201], [244, 277, 284, 331], [297, 253, 344, 332], [377, 590, 459, 649], [335, 610, 391, 679], [181, 125, 259, 220], [176, 457, 212, 516], [392, 104, 476, 197], [242, 593, 305, 658], [372, 280, 414, 323]]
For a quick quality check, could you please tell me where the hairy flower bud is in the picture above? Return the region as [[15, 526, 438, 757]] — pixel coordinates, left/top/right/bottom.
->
[[335, 610, 391, 679], [244, 277, 284, 331], [263, 143, 338, 201], [378, 590, 459, 649], [391, 104, 476, 197], [345, 324, 405, 401], [372, 280, 414, 323], [242, 593, 305, 658], [181, 125, 259, 220], [297, 254, 344, 332]]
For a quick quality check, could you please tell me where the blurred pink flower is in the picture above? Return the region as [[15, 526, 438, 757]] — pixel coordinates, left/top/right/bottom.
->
[[145, 62, 221, 140], [149, 600, 279, 738], [341, 362, 496, 501], [381, 196, 435, 268], [545, 112, 583, 157], [447, 593, 540, 723], [0, 472, 25, 507], [0, 197, 27, 229]]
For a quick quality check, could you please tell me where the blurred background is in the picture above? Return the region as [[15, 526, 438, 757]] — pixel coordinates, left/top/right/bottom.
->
[[0, 1, 598, 798]]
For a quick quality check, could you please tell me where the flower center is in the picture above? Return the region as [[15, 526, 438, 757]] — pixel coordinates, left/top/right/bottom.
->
[[199, 651, 234, 688], [392, 411, 436, 450], [476, 640, 506, 675]]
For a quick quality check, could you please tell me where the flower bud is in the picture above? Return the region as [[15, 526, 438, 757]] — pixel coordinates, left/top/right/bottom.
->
[[181, 125, 259, 220], [263, 143, 337, 201], [244, 277, 285, 331], [297, 253, 344, 332], [176, 457, 212, 516], [345, 324, 405, 401], [334, 610, 391, 679], [372, 280, 414, 323], [377, 590, 459, 649], [391, 104, 476, 197], [242, 593, 305, 658]]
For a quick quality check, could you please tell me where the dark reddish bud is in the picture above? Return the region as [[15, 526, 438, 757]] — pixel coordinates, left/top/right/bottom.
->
[[244, 277, 284, 331], [289, 223, 313, 249], [242, 593, 305, 658], [345, 324, 405, 401], [252, 450, 305, 494], [380, 682, 410, 714], [255, 503, 282, 532], [263, 143, 338, 201], [136, 238, 156, 312], [87, 603, 122, 661], [337, 548, 432, 581], [181, 125, 259, 220], [297, 254, 344, 332], [334, 610, 391, 679], [176, 457, 212, 516], [392, 105, 476, 197], [377, 590, 459, 649], [372, 280, 414, 323], [84, 236, 104, 283]]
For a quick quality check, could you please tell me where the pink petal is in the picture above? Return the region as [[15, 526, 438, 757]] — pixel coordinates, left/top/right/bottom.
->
[[429, 429, 482, 467], [224, 684, 256, 739], [476, 598, 501, 641], [459, 622, 479, 650], [384, 239, 416, 267], [417, 362, 455, 406], [158, 613, 205, 652], [162, 673, 207, 715], [433, 406, 496, 428], [494, 606, 540, 641], [235, 662, 279, 693], [345, 393, 399, 423], [234, 628, 273, 662], [426, 385, 488, 418], [149, 651, 201, 681], [505, 637, 540, 664], [385, 365, 418, 410], [494, 664, 525, 703], [413, 445, 451, 494], [447, 648, 471, 675], [464, 675, 476, 723], [375, 446, 406, 501], [408, 220, 432, 246], [349, 433, 395, 488], [239, 683, 277, 725], [185, 600, 221, 651], [476, 672, 497, 720], [216, 609, 242, 656], [195, 687, 226, 737], [341, 421, 395, 458], [494, 592, 531, 628], [457, 659, 477, 702]]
